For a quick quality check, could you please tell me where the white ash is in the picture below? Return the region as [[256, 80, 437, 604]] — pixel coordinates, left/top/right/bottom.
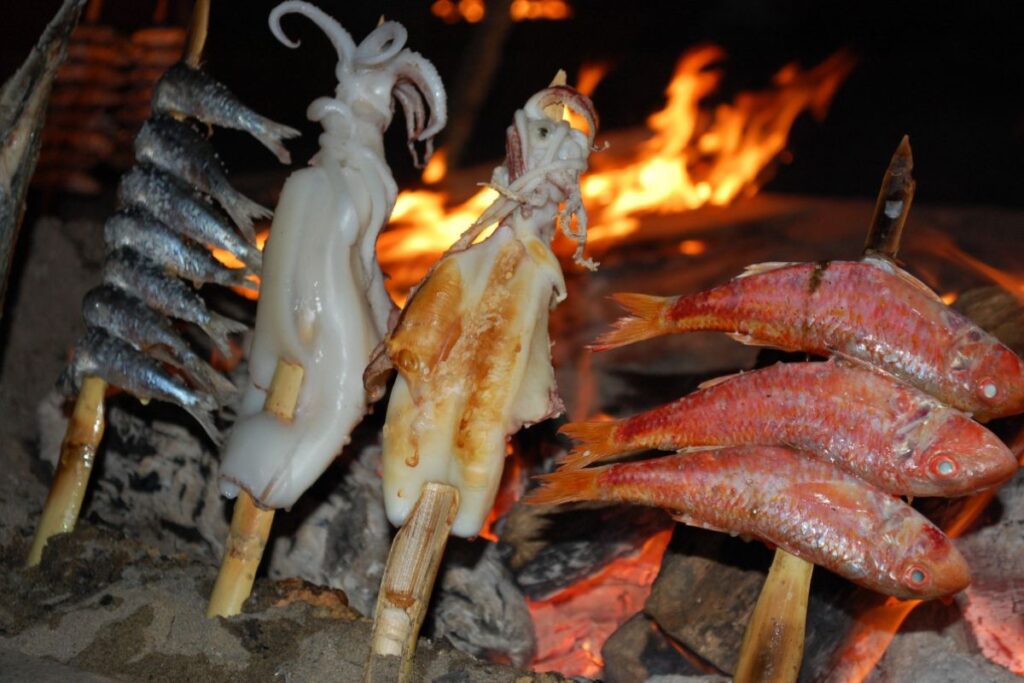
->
[[37, 388, 229, 561], [430, 541, 537, 668], [268, 446, 392, 617]]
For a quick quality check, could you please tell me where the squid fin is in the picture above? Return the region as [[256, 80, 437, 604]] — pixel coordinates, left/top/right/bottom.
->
[[525, 467, 603, 506], [557, 420, 623, 469], [590, 292, 672, 351]]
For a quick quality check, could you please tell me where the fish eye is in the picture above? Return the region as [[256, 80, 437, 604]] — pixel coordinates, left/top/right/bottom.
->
[[929, 455, 959, 478], [978, 379, 999, 401], [904, 564, 930, 588]]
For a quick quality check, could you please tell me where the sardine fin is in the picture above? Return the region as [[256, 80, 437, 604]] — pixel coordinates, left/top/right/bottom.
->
[[590, 293, 672, 351]]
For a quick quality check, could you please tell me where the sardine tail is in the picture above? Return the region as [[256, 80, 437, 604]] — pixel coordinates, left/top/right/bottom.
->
[[184, 404, 223, 446], [557, 420, 623, 469], [525, 467, 603, 506], [255, 120, 301, 165], [221, 190, 272, 244], [589, 293, 672, 351], [203, 312, 248, 358]]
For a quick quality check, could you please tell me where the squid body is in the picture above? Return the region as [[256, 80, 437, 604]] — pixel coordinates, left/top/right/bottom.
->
[[219, 2, 446, 509]]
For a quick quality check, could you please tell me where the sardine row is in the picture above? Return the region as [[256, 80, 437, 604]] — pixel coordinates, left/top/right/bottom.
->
[[104, 207, 256, 290], [60, 327, 221, 444], [152, 62, 300, 164], [103, 247, 247, 358], [82, 284, 237, 403], [117, 164, 262, 269], [134, 115, 271, 242]]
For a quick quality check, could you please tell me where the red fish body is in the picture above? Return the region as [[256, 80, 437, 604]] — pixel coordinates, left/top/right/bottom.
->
[[528, 446, 971, 599], [560, 361, 1016, 497], [594, 259, 1024, 421]]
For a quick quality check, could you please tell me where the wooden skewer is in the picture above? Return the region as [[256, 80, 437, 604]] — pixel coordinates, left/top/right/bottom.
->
[[26, 376, 107, 567], [28, 0, 213, 570], [734, 549, 814, 683], [207, 360, 303, 617], [365, 482, 459, 683], [735, 136, 916, 680]]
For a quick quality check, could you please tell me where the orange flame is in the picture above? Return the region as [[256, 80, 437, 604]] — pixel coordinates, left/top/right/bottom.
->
[[210, 229, 268, 300], [378, 46, 855, 302]]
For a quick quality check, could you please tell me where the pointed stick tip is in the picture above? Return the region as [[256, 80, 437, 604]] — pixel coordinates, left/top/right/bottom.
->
[[549, 69, 567, 87]]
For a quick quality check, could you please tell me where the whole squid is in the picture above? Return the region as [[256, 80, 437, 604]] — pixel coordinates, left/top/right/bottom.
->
[[219, 2, 447, 509], [366, 82, 599, 538]]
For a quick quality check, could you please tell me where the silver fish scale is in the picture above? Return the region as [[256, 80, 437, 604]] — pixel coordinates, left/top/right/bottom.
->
[[117, 165, 262, 269], [104, 207, 253, 289]]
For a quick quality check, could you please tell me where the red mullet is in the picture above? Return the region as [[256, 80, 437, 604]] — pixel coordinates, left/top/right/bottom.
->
[[529, 446, 971, 599], [593, 259, 1024, 421], [559, 361, 1016, 497]]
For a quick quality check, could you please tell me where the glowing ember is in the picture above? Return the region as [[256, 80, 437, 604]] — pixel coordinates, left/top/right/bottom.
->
[[432, 0, 571, 23], [421, 148, 448, 185], [378, 46, 854, 301], [528, 528, 673, 678], [210, 229, 267, 300]]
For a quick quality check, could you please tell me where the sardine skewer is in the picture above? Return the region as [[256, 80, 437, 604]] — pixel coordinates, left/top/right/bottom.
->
[[27, 0, 213, 567], [733, 138, 916, 683]]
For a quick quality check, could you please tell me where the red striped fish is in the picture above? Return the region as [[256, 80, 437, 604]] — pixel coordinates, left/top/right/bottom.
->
[[593, 259, 1024, 421], [559, 361, 1016, 497], [528, 446, 971, 599]]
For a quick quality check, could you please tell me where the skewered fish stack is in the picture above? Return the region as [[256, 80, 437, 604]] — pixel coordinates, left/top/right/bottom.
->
[[27, 9, 299, 566], [529, 142, 1022, 680]]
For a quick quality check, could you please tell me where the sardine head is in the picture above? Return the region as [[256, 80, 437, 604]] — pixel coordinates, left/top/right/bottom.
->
[[912, 414, 1017, 496], [893, 524, 970, 599]]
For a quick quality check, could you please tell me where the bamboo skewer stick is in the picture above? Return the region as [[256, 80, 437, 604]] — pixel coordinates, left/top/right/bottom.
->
[[734, 549, 814, 683], [365, 483, 459, 683], [27, 0, 212, 570], [27, 376, 107, 567], [207, 360, 303, 617], [734, 136, 916, 681]]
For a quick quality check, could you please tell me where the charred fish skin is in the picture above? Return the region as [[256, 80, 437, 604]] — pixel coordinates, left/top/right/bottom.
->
[[103, 247, 247, 357], [152, 62, 299, 164], [60, 328, 221, 444], [81, 284, 237, 402], [134, 115, 271, 241], [529, 446, 971, 600], [104, 207, 255, 290], [596, 260, 1024, 421], [560, 360, 1017, 497], [117, 165, 262, 270]]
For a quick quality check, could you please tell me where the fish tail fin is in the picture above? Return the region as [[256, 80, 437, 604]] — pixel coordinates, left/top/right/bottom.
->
[[255, 119, 301, 165], [184, 403, 223, 446], [525, 467, 604, 506], [203, 312, 248, 358], [557, 420, 623, 469], [221, 189, 272, 244], [590, 293, 673, 351], [184, 353, 239, 405]]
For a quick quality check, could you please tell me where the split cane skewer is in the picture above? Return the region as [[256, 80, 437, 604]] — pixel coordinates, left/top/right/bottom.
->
[[365, 483, 459, 683], [207, 360, 302, 617], [27, 0, 211, 569], [733, 137, 915, 682], [27, 377, 107, 566]]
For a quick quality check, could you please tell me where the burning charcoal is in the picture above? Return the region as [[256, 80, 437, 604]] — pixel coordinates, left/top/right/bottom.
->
[[507, 504, 671, 601], [601, 613, 718, 683], [430, 542, 536, 667]]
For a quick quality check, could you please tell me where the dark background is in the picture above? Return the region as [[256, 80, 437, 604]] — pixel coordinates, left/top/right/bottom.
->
[[3, 0, 1024, 206]]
